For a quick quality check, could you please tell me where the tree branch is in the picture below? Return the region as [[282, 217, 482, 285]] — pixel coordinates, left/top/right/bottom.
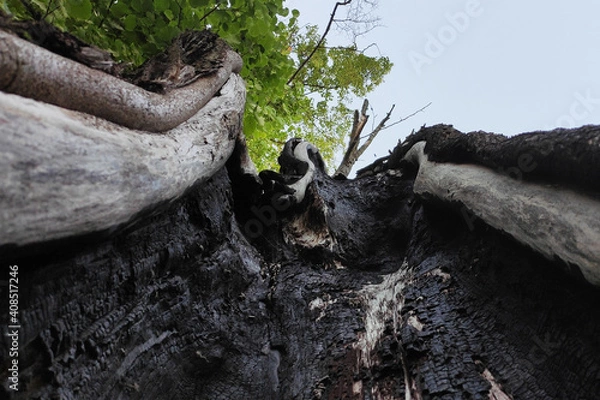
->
[[0, 74, 246, 246], [286, 0, 352, 86], [368, 102, 431, 135], [335, 101, 432, 177], [198, 4, 219, 24], [335, 98, 369, 176], [0, 30, 242, 132], [349, 103, 394, 167], [302, 82, 341, 91]]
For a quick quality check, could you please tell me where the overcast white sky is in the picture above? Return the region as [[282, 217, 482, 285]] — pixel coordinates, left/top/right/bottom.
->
[[286, 0, 600, 174]]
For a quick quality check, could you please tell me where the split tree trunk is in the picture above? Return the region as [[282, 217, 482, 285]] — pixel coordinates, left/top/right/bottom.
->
[[1, 29, 600, 400], [2, 123, 600, 399]]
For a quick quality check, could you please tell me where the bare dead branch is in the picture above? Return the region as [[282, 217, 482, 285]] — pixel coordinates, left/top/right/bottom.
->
[[353, 103, 395, 157], [334, 0, 381, 42], [336, 101, 432, 177], [372, 102, 432, 134], [335, 98, 369, 176]]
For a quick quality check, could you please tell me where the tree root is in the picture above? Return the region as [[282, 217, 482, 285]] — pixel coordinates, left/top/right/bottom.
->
[[0, 30, 242, 132], [0, 74, 246, 246]]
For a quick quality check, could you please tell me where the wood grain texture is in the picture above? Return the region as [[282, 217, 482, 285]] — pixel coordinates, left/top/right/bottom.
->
[[0, 74, 245, 246]]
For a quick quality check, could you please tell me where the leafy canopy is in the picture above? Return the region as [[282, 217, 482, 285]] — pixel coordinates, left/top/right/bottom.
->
[[3, 0, 391, 170]]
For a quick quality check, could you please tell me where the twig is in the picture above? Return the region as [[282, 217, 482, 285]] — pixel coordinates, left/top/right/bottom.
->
[[371, 102, 431, 135], [198, 4, 219, 27], [98, 0, 115, 30], [176, 0, 183, 29], [286, 0, 352, 86]]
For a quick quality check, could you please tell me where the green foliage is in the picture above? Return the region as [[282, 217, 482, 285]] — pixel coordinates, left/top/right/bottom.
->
[[5, 0, 391, 171]]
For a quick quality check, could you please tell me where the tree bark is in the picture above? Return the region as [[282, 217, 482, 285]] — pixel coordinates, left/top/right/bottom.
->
[[0, 75, 245, 246], [1, 34, 600, 400], [0, 30, 242, 132]]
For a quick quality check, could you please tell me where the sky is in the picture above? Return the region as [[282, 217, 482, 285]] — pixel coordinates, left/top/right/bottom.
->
[[286, 0, 600, 174]]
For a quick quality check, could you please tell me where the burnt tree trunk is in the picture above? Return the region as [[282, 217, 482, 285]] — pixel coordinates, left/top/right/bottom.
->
[[1, 25, 599, 400], [1, 122, 600, 399]]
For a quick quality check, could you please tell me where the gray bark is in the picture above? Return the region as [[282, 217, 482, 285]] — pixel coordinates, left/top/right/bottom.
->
[[0, 75, 245, 246], [2, 121, 600, 400]]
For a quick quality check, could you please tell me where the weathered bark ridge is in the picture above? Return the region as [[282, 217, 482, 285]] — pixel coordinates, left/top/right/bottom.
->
[[402, 140, 600, 285]]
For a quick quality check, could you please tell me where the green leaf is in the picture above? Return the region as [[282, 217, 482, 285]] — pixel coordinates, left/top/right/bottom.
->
[[219, 31, 241, 46], [110, 1, 130, 18], [65, 0, 92, 19], [123, 14, 138, 31], [3, 0, 391, 171], [190, 0, 210, 7], [131, 0, 152, 13], [154, 0, 170, 12]]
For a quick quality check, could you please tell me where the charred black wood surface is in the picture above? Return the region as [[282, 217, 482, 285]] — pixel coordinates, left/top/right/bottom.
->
[[363, 124, 600, 198], [2, 126, 600, 399], [1, 168, 279, 399]]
